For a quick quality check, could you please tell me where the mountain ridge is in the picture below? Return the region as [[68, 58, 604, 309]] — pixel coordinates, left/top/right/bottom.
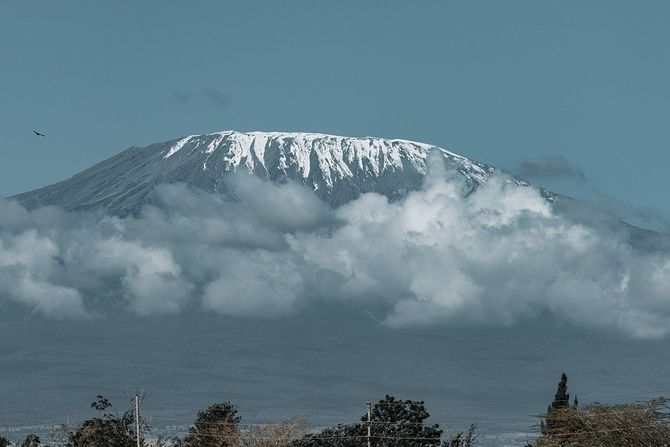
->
[[12, 130, 548, 214]]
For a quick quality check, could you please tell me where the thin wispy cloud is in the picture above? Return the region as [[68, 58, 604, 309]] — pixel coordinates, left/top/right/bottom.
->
[[514, 155, 586, 181], [171, 91, 191, 105], [170, 87, 231, 108], [513, 155, 670, 232], [200, 87, 231, 108]]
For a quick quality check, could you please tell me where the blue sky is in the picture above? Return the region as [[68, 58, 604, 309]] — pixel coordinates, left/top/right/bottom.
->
[[1, 0, 669, 224]]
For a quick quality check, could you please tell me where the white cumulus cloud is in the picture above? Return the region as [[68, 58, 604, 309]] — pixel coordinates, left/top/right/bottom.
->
[[1, 157, 670, 338]]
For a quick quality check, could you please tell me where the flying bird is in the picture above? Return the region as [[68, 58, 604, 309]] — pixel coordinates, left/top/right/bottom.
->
[[33, 130, 46, 137]]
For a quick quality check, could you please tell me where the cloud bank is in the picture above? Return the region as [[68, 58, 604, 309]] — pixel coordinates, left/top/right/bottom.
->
[[1, 155, 669, 338]]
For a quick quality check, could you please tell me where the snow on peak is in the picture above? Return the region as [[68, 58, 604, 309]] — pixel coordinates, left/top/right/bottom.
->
[[161, 130, 493, 187]]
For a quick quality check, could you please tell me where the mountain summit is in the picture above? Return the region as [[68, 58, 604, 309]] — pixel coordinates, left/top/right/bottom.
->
[[12, 130, 543, 214]]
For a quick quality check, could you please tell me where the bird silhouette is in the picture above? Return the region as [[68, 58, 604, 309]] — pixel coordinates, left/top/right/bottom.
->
[[33, 130, 46, 137]]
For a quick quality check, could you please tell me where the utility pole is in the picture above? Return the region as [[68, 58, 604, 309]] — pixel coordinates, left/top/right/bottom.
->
[[135, 394, 141, 447], [366, 401, 371, 447]]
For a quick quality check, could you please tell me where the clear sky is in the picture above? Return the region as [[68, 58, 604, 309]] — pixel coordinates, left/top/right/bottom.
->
[[1, 0, 669, 223]]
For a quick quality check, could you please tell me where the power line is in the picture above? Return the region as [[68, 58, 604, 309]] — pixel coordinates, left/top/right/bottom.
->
[[135, 395, 141, 447], [366, 402, 371, 447]]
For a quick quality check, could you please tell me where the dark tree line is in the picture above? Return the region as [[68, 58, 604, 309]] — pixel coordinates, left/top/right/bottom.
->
[[177, 396, 475, 447], [291, 395, 475, 447], [4, 375, 670, 447]]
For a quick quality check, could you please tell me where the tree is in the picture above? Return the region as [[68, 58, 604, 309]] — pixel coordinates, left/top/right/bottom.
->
[[69, 416, 135, 447], [184, 402, 241, 447], [365, 395, 443, 446], [0, 436, 10, 447], [443, 425, 477, 447], [91, 395, 112, 418], [52, 396, 146, 447], [550, 373, 570, 411], [542, 373, 576, 435], [291, 422, 360, 447], [292, 395, 470, 447], [19, 434, 40, 447]]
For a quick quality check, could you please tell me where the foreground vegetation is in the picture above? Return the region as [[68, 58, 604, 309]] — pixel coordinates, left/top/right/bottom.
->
[[2, 374, 669, 447], [536, 374, 670, 446]]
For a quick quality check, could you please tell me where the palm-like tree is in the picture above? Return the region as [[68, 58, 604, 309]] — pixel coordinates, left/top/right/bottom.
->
[[91, 395, 112, 418]]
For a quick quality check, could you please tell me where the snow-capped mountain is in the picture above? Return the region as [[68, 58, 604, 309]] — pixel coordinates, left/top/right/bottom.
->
[[12, 131, 550, 214]]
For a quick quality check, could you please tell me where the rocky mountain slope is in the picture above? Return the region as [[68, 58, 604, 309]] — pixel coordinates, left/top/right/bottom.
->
[[12, 131, 551, 214]]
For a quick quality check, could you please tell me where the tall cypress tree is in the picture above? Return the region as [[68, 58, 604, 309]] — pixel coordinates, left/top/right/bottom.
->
[[551, 373, 570, 410], [544, 373, 571, 434]]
